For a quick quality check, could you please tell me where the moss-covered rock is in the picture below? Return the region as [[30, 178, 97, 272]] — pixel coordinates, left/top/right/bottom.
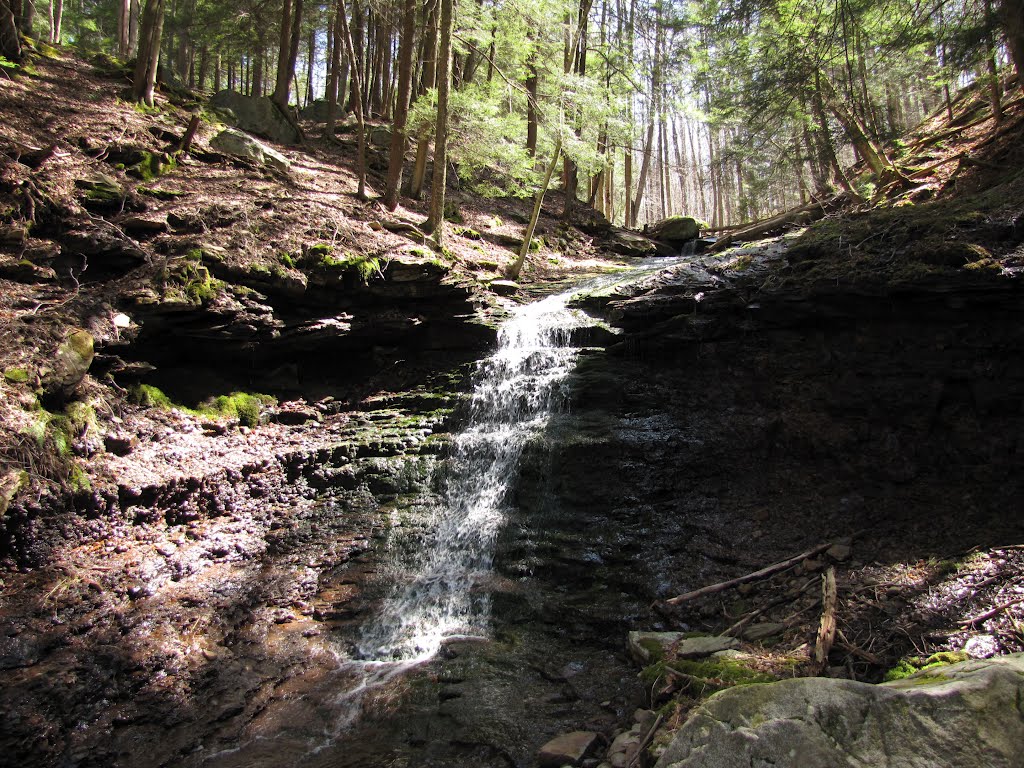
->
[[40, 329, 94, 403]]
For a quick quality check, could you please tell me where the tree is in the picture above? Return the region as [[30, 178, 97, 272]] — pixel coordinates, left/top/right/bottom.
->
[[423, 0, 454, 239], [0, 0, 20, 60], [132, 0, 165, 106], [383, 0, 417, 210]]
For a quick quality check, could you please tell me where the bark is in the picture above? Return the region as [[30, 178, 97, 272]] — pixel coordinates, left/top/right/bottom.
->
[[999, 0, 1024, 94], [0, 0, 21, 60], [128, 0, 138, 55], [118, 0, 130, 56], [409, 0, 438, 199], [817, 72, 894, 178], [337, 0, 367, 198], [525, 45, 538, 156], [273, 0, 303, 107], [383, 0, 417, 211], [324, 0, 344, 138], [132, 0, 165, 106], [423, 0, 454, 239], [15, 0, 31, 35], [508, 137, 562, 280]]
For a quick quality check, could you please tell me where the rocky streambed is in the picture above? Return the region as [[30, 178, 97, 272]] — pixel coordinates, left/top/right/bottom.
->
[[2, 240, 1024, 768]]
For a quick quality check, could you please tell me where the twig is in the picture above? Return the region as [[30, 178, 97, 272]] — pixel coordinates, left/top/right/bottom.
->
[[957, 596, 1024, 626], [627, 714, 664, 768], [664, 542, 834, 606]]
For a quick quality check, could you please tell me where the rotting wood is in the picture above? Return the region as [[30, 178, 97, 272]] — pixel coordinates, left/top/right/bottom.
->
[[957, 596, 1024, 626], [664, 542, 834, 606], [179, 114, 201, 154], [708, 193, 851, 253], [814, 566, 837, 671]]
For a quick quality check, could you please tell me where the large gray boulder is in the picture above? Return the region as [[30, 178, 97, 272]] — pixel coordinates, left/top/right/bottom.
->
[[655, 654, 1024, 768], [209, 90, 301, 145], [647, 215, 700, 247], [210, 129, 291, 173]]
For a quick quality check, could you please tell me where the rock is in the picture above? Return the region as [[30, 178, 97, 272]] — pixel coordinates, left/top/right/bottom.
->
[[298, 99, 332, 122], [41, 329, 94, 402], [119, 213, 169, 236], [489, 279, 520, 295], [104, 432, 137, 456], [740, 622, 785, 641], [655, 654, 1024, 768], [826, 542, 852, 561], [210, 128, 291, 173], [368, 125, 392, 147], [208, 90, 301, 144], [271, 406, 321, 425], [605, 227, 657, 257], [628, 631, 739, 664], [538, 732, 599, 767], [646, 216, 700, 246], [0, 470, 27, 519]]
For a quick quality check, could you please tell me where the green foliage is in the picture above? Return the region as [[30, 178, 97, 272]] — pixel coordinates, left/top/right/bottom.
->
[[279, 252, 296, 269], [160, 258, 221, 304], [202, 392, 276, 427]]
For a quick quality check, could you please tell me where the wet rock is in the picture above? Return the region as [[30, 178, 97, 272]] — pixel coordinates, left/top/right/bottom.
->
[[210, 128, 291, 173], [654, 655, 1024, 768], [826, 542, 852, 561], [538, 731, 600, 767], [209, 90, 301, 144]]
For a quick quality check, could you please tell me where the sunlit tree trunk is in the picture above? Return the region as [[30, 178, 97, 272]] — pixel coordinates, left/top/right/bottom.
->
[[383, 0, 417, 210], [132, 0, 165, 106], [409, 0, 438, 199], [424, 0, 454, 239]]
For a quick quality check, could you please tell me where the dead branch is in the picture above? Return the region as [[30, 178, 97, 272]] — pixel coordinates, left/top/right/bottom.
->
[[835, 629, 883, 665], [814, 566, 837, 671], [664, 542, 834, 606], [957, 596, 1024, 626], [709, 194, 851, 253], [627, 714, 664, 768]]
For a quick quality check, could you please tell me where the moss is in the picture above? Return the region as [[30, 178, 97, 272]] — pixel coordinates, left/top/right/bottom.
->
[[279, 252, 296, 269], [130, 383, 174, 409], [305, 243, 335, 259], [160, 259, 221, 304], [451, 225, 481, 240], [199, 391, 277, 427], [65, 401, 97, 436], [68, 463, 91, 493], [308, 250, 382, 283], [4, 367, 30, 384], [883, 651, 970, 682], [127, 151, 177, 182]]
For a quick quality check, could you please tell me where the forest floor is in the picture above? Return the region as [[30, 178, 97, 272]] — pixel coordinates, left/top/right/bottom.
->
[[0, 45, 1022, 767]]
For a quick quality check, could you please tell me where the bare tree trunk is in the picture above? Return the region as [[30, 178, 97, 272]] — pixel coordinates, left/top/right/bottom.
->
[[15, 0, 32, 34], [324, 0, 344, 137], [383, 0, 417, 210], [338, 0, 367, 198], [508, 137, 562, 280], [273, 0, 303, 107], [999, 0, 1024, 94], [0, 0, 21, 59], [118, 0, 130, 56], [409, 0, 438, 199], [423, 0, 454, 239], [132, 0, 165, 106], [525, 43, 538, 155], [127, 0, 138, 54]]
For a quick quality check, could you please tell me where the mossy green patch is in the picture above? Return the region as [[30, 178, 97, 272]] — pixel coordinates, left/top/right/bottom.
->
[[126, 151, 177, 182], [641, 655, 774, 691], [883, 651, 970, 682], [199, 392, 276, 427], [138, 187, 185, 200], [4, 367, 30, 384], [130, 383, 174, 409]]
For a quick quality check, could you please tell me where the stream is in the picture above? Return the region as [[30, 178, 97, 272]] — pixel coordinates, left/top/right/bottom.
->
[[193, 263, 679, 768]]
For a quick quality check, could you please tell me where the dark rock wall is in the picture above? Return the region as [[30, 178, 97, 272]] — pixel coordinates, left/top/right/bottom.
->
[[504, 276, 1024, 619]]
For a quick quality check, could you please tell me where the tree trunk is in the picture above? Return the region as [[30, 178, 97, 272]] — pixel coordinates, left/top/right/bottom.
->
[[525, 44, 538, 155], [338, 0, 367, 198], [0, 0, 20, 59], [508, 137, 562, 280], [127, 0, 138, 54], [324, 0, 344, 137], [15, 0, 31, 35], [383, 0, 417, 210], [999, 0, 1024, 93], [423, 0, 454, 239], [132, 0, 165, 106], [118, 0, 130, 56], [273, 0, 303, 107], [409, 0, 438, 199]]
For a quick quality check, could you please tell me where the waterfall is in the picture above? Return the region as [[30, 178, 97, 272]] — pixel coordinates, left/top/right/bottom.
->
[[356, 291, 594, 663]]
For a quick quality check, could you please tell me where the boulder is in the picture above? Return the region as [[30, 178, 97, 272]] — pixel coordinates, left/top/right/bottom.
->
[[646, 216, 700, 247], [299, 99, 331, 122], [210, 128, 291, 173], [41, 329, 94, 401], [488, 279, 520, 296], [605, 227, 657, 257], [368, 125, 392, 147], [208, 90, 301, 145], [538, 731, 599, 767], [655, 654, 1024, 768]]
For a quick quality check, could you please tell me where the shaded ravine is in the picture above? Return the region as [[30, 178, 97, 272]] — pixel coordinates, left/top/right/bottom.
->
[[195, 262, 677, 767]]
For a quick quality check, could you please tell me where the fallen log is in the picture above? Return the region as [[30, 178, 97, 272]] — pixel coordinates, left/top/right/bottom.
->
[[708, 194, 851, 253], [664, 542, 834, 606], [957, 596, 1024, 626], [814, 566, 837, 671]]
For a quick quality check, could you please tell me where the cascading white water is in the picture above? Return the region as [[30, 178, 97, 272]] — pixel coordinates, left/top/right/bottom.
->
[[356, 291, 596, 663]]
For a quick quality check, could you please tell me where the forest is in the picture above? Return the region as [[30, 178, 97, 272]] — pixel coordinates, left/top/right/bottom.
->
[[1, 0, 1024, 766], [3, 0, 1022, 229]]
